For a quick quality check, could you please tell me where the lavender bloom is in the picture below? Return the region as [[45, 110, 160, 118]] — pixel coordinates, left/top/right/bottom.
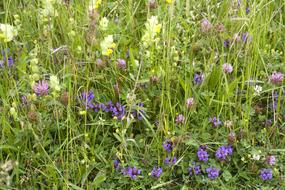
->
[[189, 165, 202, 176], [164, 156, 177, 165], [209, 117, 222, 127], [117, 59, 126, 70], [1, 50, 14, 68], [215, 145, 233, 161], [175, 114, 185, 124], [186, 97, 194, 109], [104, 101, 114, 112], [111, 102, 125, 120], [246, 7, 250, 14], [269, 72, 284, 85], [197, 146, 209, 162], [223, 63, 233, 74], [33, 80, 49, 96], [163, 140, 174, 152], [224, 39, 231, 47], [21, 96, 28, 105], [194, 73, 205, 85], [113, 159, 120, 170], [123, 167, 141, 179], [81, 91, 95, 109], [151, 167, 163, 178], [260, 169, 273, 181], [8, 56, 14, 67], [242, 32, 252, 43], [201, 19, 212, 33], [266, 155, 276, 166], [206, 167, 220, 180]]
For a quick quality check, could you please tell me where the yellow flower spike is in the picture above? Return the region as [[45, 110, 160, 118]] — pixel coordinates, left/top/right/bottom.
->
[[155, 24, 161, 33], [106, 49, 113, 56], [79, 110, 87, 115], [166, 0, 173, 4]]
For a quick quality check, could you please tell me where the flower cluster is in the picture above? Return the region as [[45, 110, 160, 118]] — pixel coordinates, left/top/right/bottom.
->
[[141, 16, 161, 48], [215, 145, 233, 161], [100, 35, 116, 56], [197, 146, 209, 162]]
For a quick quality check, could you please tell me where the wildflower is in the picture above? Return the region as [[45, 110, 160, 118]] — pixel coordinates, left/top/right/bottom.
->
[[49, 75, 60, 92], [100, 35, 116, 56], [186, 97, 194, 109], [150, 76, 159, 84], [209, 117, 222, 127], [224, 120, 233, 128], [269, 72, 284, 85], [227, 132, 236, 144], [122, 167, 141, 179], [246, 7, 250, 14], [166, 0, 173, 4], [252, 154, 261, 161], [164, 156, 177, 165], [175, 114, 185, 124], [163, 139, 174, 152], [33, 80, 49, 96], [215, 145, 233, 161], [200, 19, 212, 33], [141, 16, 161, 48], [99, 17, 109, 31], [96, 58, 106, 69], [259, 169, 273, 181], [214, 23, 225, 33], [0, 24, 18, 42], [81, 91, 95, 109], [223, 63, 233, 74], [148, 0, 157, 9], [242, 32, 252, 43], [151, 167, 163, 178], [254, 85, 262, 96], [113, 159, 120, 170], [266, 155, 276, 166], [21, 96, 28, 105], [206, 167, 220, 180], [189, 164, 202, 176], [117, 59, 126, 70], [194, 73, 204, 85], [110, 102, 125, 120], [89, 0, 102, 11], [197, 146, 209, 162], [224, 39, 231, 47]]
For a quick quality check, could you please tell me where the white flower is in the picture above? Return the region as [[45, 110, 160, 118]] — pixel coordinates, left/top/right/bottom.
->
[[252, 154, 261, 161], [49, 75, 61, 91], [254, 85, 262, 96], [0, 24, 18, 42], [99, 17, 109, 31]]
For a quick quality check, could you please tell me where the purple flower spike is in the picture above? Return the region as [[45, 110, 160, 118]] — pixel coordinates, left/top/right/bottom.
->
[[151, 167, 163, 178], [33, 80, 49, 96], [209, 117, 222, 127], [260, 169, 273, 181], [163, 139, 174, 152], [122, 166, 141, 179], [197, 146, 209, 162], [186, 97, 194, 109], [223, 63, 233, 74], [175, 114, 185, 124], [215, 145, 233, 161], [81, 91, 95, 109], [117, 59, 126, 70], [206, 167, 220, 180], [164, 156, 177, 166], [269, 72, 284, 85], [201, 19, 212, 33], [266, 155, 276, 166], [113, 159, 120, 170], [194, 73, 205, 85]]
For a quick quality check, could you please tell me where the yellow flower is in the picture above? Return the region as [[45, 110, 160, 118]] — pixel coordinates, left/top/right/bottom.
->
[[100, 35, 116, 56], [89, 0, 102, 12], [166, 0, 173, 4]]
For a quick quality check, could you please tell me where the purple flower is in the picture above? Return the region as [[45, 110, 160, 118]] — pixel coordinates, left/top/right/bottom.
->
[[209, 117, 222, 127], [197, 146, 209, 162], [163, 139, 174, 152], [175, 114, 185, 124], [81, 91, 95, 109], [266, 155, 276, 166], [246, 7, 250, 14], [1, 50, 14, 68], [194, 73, 205, 85], [117, 59, 126, 70], [164, 156, 177, 165], [8, 56, 14, 67], [215, 145, 233, 161], [223, 63, 233, 74], [113, 159, 120, 170], [33, 80, 49, 96], [206, 167, 220, 180], [189, 165, 202, 176], [21, 96, 28, 105], [201, 19, 212, 32], [111, 102, 125, 120], [186, 97, 194, 109], [151, 167, 163, 178], [242, 32, 252, 43], [224, 39, 231, 47], [260, 168, 273, 181], [269, 72, 284, 85], [122, 167, 141, 179]]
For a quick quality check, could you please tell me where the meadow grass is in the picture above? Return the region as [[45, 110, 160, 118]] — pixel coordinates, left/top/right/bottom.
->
[[0, 0, 285, 189]]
